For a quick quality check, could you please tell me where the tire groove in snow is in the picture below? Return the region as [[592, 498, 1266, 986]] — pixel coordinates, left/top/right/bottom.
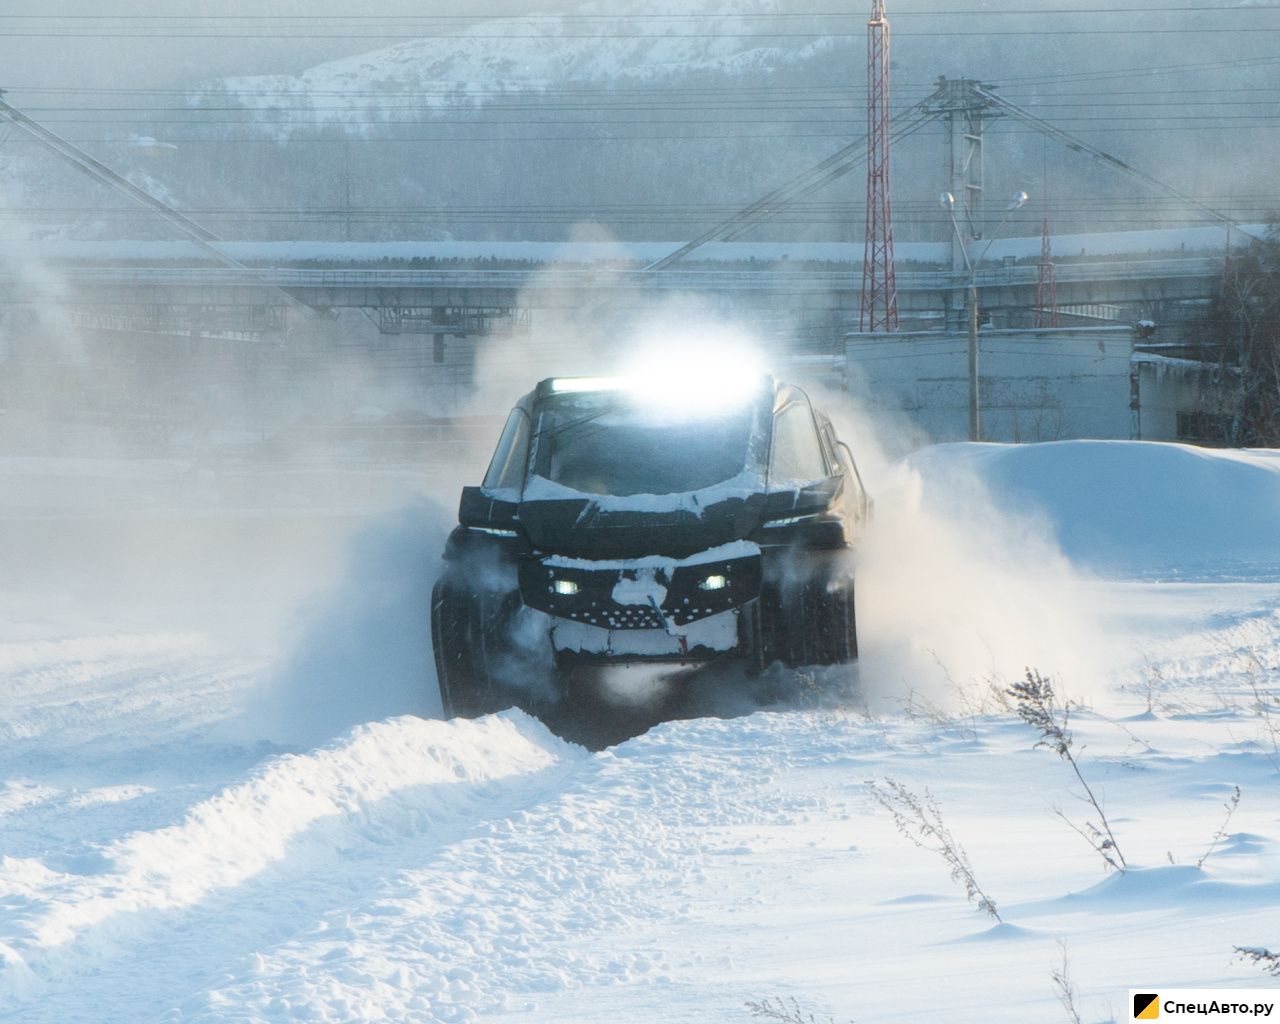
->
[[0, 711, 579, 1019], [0, 632, 254, 758], [170, 714, 839, 1024]]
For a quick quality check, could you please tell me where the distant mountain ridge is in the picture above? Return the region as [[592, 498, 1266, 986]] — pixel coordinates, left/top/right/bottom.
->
[[91, 0, 1276, 246], [204, 0, 836, 124]]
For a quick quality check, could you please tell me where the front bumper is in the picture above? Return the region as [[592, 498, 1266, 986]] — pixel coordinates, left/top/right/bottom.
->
[[545, 610, 744, 662]]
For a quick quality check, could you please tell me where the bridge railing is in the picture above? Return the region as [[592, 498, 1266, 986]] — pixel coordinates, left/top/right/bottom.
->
[[17, 255, 1225, 293]]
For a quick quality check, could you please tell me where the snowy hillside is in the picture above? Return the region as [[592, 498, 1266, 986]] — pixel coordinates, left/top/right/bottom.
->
[[2, 439, 1280, 1021], [210, 0, 834, 125]]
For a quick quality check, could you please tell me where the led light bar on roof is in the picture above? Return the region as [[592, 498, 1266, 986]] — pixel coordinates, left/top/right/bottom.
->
[[547, 376, 625, 393], [545, 360, 770, 418]]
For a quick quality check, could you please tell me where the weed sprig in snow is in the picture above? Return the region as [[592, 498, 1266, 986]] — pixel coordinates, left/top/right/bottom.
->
[[1050, 941, 1084, 1024], [1235, 946, 1280, 977], [869, 778, 1001, 922], [1197, 785, 1242, 869], [745, 996, 839, 1024], [1008, 669, 1128, 872]]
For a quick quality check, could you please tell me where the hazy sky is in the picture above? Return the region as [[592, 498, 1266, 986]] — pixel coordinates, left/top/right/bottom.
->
[[3, 0, 1276, 223]]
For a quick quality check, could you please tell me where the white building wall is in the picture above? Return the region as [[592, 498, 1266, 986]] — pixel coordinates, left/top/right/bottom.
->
[[845, 327, 1137, 443], [1136, 360, 1193, 441], [1133, 355, 1239, 443]]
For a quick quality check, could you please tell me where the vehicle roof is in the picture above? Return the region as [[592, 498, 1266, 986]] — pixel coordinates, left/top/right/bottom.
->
[[533, 373, 776, 396], [535, 372, 817, 401], [508, 374, 820, 419]]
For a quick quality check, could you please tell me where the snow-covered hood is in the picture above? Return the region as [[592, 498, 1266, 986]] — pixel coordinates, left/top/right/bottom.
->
[[517, 474, 769, 559]]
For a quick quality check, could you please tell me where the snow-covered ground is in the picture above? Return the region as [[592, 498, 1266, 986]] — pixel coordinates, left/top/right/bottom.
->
[[2, 439, 1279, 1022]]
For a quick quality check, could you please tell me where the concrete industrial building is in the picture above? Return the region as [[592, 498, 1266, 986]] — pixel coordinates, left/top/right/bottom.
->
[[845, 325, 1235, 446]]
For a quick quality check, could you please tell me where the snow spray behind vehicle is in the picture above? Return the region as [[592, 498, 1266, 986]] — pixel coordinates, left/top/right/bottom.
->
[[244, 499, 453, 747], [820, 391, 1110, 712]]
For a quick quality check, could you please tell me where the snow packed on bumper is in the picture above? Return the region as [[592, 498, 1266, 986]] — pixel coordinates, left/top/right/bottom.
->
[[541, 539, 760, 573]]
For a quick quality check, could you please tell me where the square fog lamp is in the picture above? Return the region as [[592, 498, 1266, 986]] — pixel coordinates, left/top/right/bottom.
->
[[552, 579, 580, 596], [698, 573, 728, 591]]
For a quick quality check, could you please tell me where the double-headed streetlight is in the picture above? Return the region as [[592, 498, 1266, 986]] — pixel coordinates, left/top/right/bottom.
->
[[941, 190, 1030, 442]]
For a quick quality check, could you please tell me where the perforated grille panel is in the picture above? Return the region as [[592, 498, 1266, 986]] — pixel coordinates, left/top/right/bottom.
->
[[519, 555, 762, 629]]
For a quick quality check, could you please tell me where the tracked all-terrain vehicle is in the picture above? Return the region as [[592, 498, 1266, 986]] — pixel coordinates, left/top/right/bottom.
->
[[431, 373, 870, 719]]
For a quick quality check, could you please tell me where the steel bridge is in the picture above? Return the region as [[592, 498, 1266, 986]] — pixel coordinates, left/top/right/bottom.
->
[[0, 247, 1226, 339], [0, 76, 1245, 343]]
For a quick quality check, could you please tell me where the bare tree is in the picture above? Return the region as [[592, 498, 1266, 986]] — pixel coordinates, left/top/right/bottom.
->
[[1203, 221, 1280, 445]]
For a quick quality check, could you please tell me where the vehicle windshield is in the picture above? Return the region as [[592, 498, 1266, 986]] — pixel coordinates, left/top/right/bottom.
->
[[530, 391, 762, 497]]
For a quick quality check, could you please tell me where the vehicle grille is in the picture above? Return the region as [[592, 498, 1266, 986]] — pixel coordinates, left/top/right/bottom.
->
[[518, 553, 762, 629]]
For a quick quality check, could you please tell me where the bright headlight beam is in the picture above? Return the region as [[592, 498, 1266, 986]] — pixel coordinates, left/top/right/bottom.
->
[[553, 579, 580, 596], [698, 574, 728, 591]]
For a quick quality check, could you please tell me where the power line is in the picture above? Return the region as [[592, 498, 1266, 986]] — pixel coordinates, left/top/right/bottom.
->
[[3, 52, 1278, 99], [993, 53, 1280, 85], [0, 6, 1273, 17], [20, 123, 1280, 144], [7, 194, 1265, 213], [4, 82, 1278, 101], [0, 29, 1277, 39], [14, 95, 1280, 115], [16, 111, 1280, 127]]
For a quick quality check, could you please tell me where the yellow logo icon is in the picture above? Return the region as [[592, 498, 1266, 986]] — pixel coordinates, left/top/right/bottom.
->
[[1134, 994, 1159, 1020]]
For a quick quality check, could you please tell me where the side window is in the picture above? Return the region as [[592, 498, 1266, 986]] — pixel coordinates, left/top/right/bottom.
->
[[818, 418, 842, 471], [769, 402, 828, 485], [839, 441, 868, 518], [483, 410, 531, 491]]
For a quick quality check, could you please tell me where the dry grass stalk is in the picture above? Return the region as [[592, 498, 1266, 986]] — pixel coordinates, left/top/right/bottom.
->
[[1008, 669, 1127, 871], [869, 777, 1001, 922]]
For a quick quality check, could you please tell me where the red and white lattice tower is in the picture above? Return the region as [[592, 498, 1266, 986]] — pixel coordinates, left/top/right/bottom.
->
[[859, 0, 898, 332], [1036, 217, 1058, 328]]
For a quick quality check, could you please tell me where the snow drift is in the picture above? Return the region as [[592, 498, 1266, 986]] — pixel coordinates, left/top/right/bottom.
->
[[857, 439, 1280, 711], [913, 441, 1280, 579]]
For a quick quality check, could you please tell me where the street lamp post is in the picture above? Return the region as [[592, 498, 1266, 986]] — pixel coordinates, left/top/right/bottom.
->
[[941, 190, 1030, 442]]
